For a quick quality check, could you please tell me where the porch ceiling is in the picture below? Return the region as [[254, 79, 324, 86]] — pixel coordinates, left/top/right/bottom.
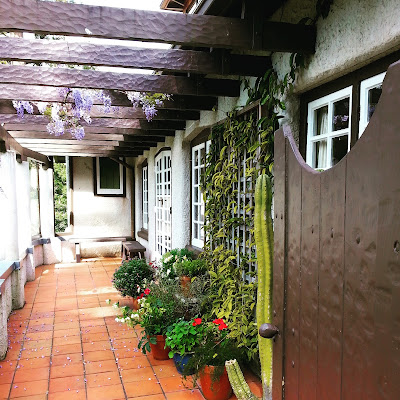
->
[[0, 0, 315, 159]]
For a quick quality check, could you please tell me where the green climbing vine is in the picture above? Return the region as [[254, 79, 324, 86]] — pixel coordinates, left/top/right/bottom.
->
[[199, 53, 302, 362]]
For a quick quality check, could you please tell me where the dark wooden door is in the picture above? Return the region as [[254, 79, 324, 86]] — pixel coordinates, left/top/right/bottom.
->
[[271, 60, 400, 400]]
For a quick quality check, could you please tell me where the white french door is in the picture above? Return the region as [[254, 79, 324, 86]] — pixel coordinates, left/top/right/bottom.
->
[[155, 151, 172, 256]]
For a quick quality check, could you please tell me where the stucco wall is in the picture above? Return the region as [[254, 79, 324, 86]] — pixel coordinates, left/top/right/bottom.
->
[[134, 86, 252, 260], [270, 0, 400, 140], [72, 157, 133, 238]]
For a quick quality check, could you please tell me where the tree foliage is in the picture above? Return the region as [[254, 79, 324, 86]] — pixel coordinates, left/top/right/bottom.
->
[[53, 161, 67, 233]]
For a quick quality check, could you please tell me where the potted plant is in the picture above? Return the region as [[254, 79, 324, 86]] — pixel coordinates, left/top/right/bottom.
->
[[165, 317, 205, 374], [112, 258, 154, 310], [159, 248, 195, 279], [175, 259, 207, 291], [183, 319, 243, 400], [127, 279, 183, 359]]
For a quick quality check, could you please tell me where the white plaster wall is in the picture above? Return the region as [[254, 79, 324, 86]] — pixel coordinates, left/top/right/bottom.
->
[[0, 152, 19, 261], [268, 0, 400, 142], [271, 0, 400, 92], [72, 157, 132, 238], [15, 161, 31, 259]]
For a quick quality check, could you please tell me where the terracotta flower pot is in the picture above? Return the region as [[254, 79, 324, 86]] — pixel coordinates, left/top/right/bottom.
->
[[199, 365, 232, 400], [132, 297, 140, 310], [180, 275, 191, 294], [149, 335, 171, 360]]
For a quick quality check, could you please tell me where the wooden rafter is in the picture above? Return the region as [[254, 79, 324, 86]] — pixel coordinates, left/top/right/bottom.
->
[[0, 84, 217, 111], [0, 37, 270, 77], [0, 114, 186, 130], [0, 0, 316, 53], [0, 100, 200, 121], [0, 125, 50, 167], [0, 65, 239, 97]]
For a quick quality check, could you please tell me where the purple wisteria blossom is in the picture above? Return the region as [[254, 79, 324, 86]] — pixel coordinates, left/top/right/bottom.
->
[[143, 103, 158, 122], [12, 101, 34, 118], [69, 126, 85, 140], [47, 119, 65, 136]]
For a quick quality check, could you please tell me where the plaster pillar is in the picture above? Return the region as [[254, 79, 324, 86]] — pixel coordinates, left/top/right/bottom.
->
[[171, 131, 191, 249], [0, 291, 7, 359], [11, 268, 24, 310]]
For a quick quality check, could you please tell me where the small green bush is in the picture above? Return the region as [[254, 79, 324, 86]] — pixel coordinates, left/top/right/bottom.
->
[[176, 259, 207, 278], [112, 259, 153, 298]]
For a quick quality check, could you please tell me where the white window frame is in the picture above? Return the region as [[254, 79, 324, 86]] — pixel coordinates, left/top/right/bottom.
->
[[142, 165, 149, 230], [359, 72, 386, 137], [191, 142, 209, 248], [306, 86, 352, 170], [155, 150, 172, 257], [96, 157, 124, 195]]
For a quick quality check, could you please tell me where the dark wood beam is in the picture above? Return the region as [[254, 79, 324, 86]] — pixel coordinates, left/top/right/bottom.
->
[[0, 0, 315, 53], [0, 37, 270, 77], [5, 124, 177, 137], [9, 131, 124, 141], [0, 84, 217, 111], [33, 150, 143, 157], [123, 136, 165, 144], [0, 125, 50, 167], [0, 65, 240, 97], [119, 141, 159, 149], [0, 114, 185, 130], [16, 139, 120, 147], [25, 144, 117, 151], [0, 100, 200, 121]]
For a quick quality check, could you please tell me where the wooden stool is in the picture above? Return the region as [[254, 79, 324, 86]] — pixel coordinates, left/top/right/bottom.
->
[[121, 241, 146, 261]]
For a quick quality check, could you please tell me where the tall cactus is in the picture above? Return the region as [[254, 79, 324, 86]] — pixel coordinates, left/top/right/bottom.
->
[[254, 174, 273, 400]]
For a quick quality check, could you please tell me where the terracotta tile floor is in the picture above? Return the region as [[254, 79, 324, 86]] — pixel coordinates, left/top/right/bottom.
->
[[0, 258, 262, 400]]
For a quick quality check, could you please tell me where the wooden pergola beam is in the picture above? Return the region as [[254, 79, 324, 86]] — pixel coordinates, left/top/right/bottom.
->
[[0, 125, 50, 167], [16, 139, 120, 147], [0, 100, 200, 121], [5, 125, 177, 136], [0, 84, 217, 111], [0, 65, 240, 97], [0, 114, 186, 130], [0, 0, 316, 53], [0, 37, 270, 77], [9, 132, 124, 141]]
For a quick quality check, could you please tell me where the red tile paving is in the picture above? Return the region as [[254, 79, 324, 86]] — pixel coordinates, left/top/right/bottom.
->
[[0, 258, 262, 399]]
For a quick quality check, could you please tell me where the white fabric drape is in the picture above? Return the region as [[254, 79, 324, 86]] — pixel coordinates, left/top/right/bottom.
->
[[316, 107, 328, 168]]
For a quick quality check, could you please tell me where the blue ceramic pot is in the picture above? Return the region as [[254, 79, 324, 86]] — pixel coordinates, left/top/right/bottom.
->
[[173, 353, 194, 374]]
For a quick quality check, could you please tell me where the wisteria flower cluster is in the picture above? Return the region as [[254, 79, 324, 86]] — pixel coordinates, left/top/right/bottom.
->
[[13, 88, 113, 140], [126, 91, 171, 122]]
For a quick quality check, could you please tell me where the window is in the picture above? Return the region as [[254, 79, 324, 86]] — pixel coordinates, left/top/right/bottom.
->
[[359, 72, 386, 136], [306, 86, 352, 169], [142, 165, 149, 230], [29, 161, 41, 238], [191, 142, 207, 248], [155, 151, 172, 256], [95, 157, 125, 196]]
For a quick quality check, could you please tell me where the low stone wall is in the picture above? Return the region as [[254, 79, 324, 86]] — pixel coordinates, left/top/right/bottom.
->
[[0, 243, 44, 360]]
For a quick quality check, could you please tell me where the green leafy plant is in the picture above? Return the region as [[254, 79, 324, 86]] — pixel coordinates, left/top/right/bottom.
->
[[112, 258, 154, 298], [158, 248, 195, 279], [53, 160, 67, 233], [175, 259, 207, 278], [165, 317, 205, 357]]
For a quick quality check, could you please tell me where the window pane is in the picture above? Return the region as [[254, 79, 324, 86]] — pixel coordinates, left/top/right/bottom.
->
[[332, 97, 350, 131], [368, 85, 382, 121], [314, 106, 328, 136], [313, 140, 327, 169], [99, 158, 120, 189], [332, 135, 348, 166]]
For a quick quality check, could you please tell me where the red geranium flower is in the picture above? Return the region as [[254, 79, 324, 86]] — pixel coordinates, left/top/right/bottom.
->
[[192, 318, 202, 326], [218, 322, 228, 330], [212, 318, 224, 325], [144, 288, 151, 295]]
